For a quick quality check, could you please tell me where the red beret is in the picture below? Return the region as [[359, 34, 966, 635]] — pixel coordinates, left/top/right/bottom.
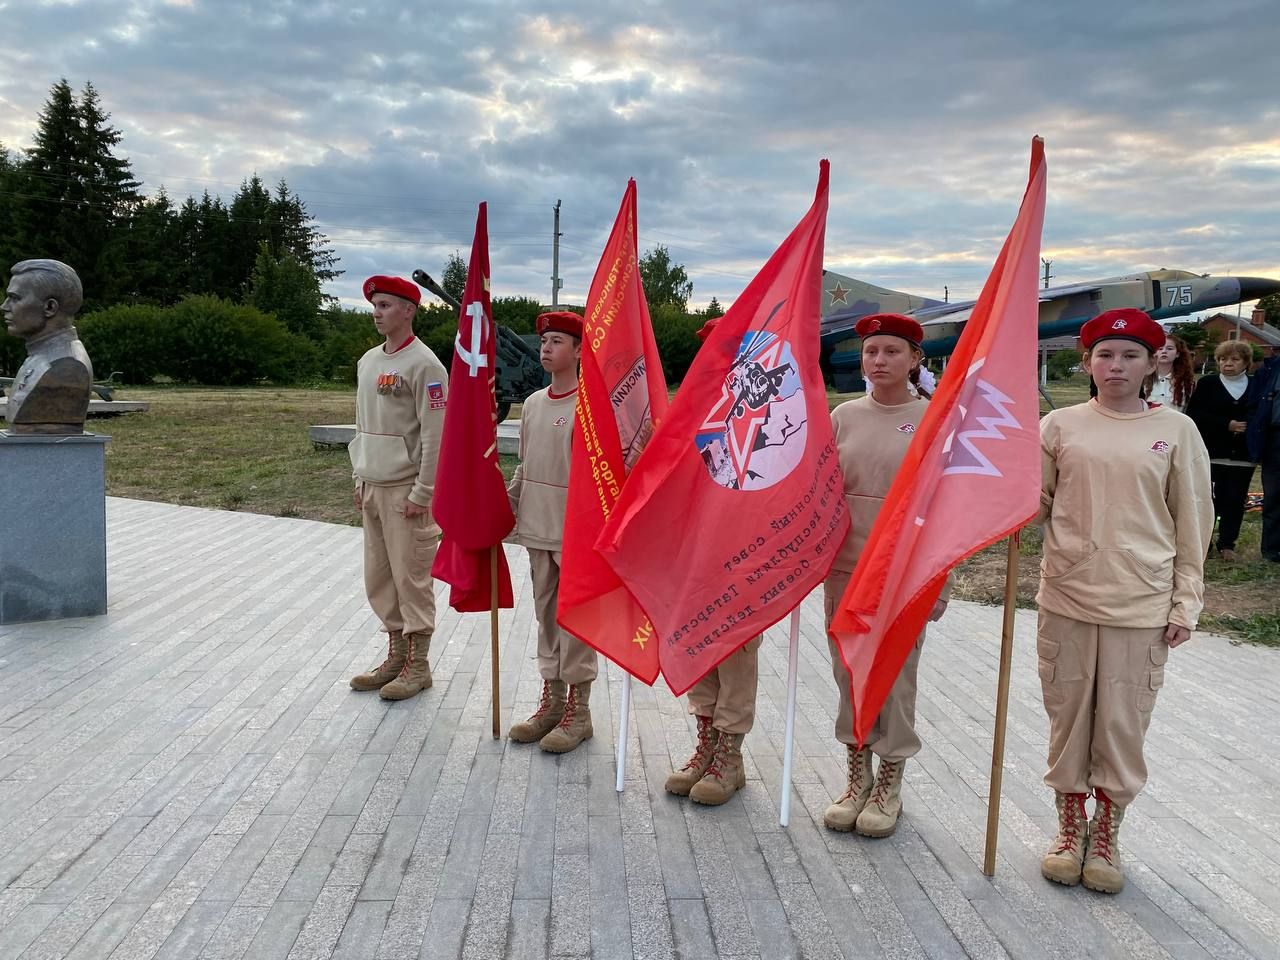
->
[[537, 311, 583, 339], [855, 312, 924, 347], [695, 317, 719, 342], [363, 275, 421, 306], [1080, 308, 1165, 352]]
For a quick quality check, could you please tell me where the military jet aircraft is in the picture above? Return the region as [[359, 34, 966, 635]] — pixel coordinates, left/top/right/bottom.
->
[[820, 269, 1280, 390]]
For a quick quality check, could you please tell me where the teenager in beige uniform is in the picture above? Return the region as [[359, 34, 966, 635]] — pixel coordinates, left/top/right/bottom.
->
[[824, 313, 949, 838], [507, 311, 599, 753], [666, 315, 763, 806], [1037, 308, 1212, 894], [348, 275, 448, 701]]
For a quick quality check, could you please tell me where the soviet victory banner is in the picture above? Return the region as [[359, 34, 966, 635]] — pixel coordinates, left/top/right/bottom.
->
[[430, 201, 516, 612]]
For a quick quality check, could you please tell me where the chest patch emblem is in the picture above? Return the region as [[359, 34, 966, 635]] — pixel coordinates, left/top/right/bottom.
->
[[1150, 440, 1170, 454], [553, 415, 568, 426], [898, 422, 916, 434]]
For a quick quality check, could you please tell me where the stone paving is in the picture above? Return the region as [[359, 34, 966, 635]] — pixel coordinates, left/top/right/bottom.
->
[[1, 498, 1278, 959]]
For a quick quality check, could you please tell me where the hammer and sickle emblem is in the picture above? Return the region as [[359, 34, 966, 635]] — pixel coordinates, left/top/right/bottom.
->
[[455, 301, 489, 376]]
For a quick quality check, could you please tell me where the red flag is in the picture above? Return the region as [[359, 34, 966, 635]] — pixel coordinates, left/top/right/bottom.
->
[[431, 202, 516, 612], [830, 138, 1048, 745], [557, 180, 669, 682], [598, 162, 849, 696]]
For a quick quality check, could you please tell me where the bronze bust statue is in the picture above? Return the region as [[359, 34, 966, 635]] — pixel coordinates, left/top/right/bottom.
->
[[2, 259, 93, 434]]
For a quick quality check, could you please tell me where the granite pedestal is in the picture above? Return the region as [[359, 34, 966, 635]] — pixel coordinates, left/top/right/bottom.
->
[[0, 431, 109, 623]]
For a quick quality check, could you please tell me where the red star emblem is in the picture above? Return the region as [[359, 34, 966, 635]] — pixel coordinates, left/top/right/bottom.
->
[[699, 340, 786, 487], [829, 281, 849, 305]]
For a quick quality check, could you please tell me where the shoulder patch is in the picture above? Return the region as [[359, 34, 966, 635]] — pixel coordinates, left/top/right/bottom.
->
[[427, 382, 446, 410]]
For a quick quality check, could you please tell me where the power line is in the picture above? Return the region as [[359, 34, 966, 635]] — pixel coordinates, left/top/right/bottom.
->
[[6, 163, 552, 210]]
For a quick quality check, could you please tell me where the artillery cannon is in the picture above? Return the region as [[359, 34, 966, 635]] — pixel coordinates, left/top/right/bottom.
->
[[413, 270, 548, 421], [1, 370, 121, 402]]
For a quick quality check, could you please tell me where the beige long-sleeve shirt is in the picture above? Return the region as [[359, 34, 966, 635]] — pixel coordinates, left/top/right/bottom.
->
[[829, 393, 931, 575], [507, 386, 577, 551], [1037, 399, 1213, 629], [348, 337, 448, 507]]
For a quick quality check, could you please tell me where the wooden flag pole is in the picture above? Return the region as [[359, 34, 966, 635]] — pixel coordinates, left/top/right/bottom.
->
[[983, 532, 1021, 876], [779, 606, 802, 827], [490, 545, 501, 740]]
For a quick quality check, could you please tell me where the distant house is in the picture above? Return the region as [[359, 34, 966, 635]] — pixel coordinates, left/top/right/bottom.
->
[[1201, 308, 1280, 358]]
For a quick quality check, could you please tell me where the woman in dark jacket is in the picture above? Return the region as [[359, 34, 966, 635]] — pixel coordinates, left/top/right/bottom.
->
[[1185, 340, 1258, 561]]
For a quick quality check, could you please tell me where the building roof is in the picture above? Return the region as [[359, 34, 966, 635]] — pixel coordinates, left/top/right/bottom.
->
[[1201, 313, 1280, 347]]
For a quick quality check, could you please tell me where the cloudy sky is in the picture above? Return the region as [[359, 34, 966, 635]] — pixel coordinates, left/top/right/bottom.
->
[[1, 0, 1277, 311]]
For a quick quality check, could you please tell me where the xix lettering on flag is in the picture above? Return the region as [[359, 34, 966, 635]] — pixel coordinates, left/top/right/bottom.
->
[[830, 138, 1048, 745], [430, 201, 516, 612], [598, 162, 849, 696], [556, 180, 670, 683]]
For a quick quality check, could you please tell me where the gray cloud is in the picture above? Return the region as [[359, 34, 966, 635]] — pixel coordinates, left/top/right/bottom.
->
[[0, 0, 1276, 309]]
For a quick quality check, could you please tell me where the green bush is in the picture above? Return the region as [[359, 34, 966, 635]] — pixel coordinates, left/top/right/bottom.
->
[[421, 322, 455, 372], [77, 304, 169, 384], [416, 303, 456, 331], [493, 296, 553, 335], [1046, 348, 1081, 381], [322, 308, 381, 384], [0, 329, 24, 377], [650, 303, 702, 383], [166, 295, 311, 385]]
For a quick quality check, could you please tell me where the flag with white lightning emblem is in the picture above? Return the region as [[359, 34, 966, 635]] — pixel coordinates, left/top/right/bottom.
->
[[830, 138, 1048, 746]]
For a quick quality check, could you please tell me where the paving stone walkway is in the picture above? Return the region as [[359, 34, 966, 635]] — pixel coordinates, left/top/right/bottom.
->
[[1, 498, 1277, 959]]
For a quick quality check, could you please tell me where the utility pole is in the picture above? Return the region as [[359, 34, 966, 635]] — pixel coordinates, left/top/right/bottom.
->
[[1041, 258, 1054, 289], [551, 200, 562, 307]]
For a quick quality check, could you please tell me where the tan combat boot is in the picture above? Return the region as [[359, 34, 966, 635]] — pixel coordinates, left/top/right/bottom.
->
[[379, 632, 433, 700], [823, 745, 873, 832], [665, 715, 716, 796], [509, 679, 567, 743], [1082, 788, 1126, 894], [539, 680, 593, 753], [689, 731, 746, 805], [1041, 792, 1089, 886], [349, 630, 406, 691], [855, 757, 905, 837]]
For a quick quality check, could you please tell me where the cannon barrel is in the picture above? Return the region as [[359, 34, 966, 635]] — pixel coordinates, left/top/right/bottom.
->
[[412, 269, 462, 311]]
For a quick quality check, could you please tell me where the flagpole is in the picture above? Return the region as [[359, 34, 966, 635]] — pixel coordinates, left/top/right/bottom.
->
[[615, 673, 632, 792], [983, 532, 1021, 875], [779, 606, 802, 827], [490, 545, 501, 740]]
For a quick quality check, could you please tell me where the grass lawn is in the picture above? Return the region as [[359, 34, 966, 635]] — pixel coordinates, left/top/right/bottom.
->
[[95, 381, 1277, 644], [99, 385, 367, 525]]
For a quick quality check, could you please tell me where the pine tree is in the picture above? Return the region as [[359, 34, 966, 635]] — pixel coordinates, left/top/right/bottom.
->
[[269, 179, 340, 286], [11, 79, 140, 306], [3, 80, 341, 312], [0, 144, 18, 269], [13, 79, 82, 270], [202, 193, 238, 300], [124, 187, 180, 303], [227, 174, 273, 296]]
